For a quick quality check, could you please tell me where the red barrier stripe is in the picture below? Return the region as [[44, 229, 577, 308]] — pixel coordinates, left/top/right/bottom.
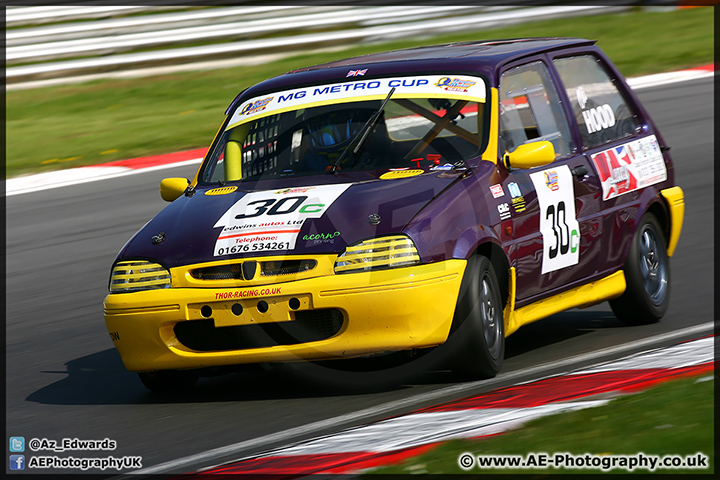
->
[[419, 363, 714, 413], [183, 363, 712, 478], [92, 147, 207, 169]]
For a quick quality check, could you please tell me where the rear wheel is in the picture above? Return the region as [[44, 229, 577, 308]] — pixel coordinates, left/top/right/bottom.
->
[[610, 212, 670, 324], [138, 370, 199, 391], [450, 254, 505, 379]]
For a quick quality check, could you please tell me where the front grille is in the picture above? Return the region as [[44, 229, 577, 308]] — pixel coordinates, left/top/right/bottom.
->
[[261, 259, 316, 276], [190, 259, 316, 281], [174, 309, 343, 352], [190, 264, 243, 280]]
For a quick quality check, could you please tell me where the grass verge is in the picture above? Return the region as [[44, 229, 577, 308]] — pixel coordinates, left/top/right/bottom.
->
[[5, 7, 713, 178], [365, 372, 714, 475]]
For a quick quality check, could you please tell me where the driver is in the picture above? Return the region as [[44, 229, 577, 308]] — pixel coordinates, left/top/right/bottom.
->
[[301, 102, 387, 171]]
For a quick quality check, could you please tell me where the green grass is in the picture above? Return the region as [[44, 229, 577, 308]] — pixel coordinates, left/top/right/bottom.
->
[[5, 7, 713, 178], [366, 373, 714, 475]]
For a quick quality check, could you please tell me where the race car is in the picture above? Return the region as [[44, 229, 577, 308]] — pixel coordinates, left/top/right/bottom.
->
[[103, 37, 684, 390]]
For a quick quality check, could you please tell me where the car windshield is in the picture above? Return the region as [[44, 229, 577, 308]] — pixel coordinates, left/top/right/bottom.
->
[[200, 74, 487, 183]]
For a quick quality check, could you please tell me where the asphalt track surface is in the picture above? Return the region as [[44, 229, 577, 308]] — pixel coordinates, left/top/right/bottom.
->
[[5, 77, 713, 475]]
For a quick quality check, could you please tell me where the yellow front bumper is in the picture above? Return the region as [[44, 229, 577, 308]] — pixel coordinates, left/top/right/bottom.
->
[[104, 259, 466, 372]]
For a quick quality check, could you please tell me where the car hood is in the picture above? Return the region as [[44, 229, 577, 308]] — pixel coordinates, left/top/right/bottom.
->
[[119, 170, 465, 268]]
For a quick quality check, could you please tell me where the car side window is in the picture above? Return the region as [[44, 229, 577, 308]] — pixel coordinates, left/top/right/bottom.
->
[[553, 54, 639, 149], [499, 61, 574, 159]]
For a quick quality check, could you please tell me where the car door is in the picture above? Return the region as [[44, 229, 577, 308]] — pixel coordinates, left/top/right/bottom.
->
[[496, 57, 604, 305]]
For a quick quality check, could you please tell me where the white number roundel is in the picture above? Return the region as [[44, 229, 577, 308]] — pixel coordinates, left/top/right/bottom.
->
[[529, 166, 580, 274]]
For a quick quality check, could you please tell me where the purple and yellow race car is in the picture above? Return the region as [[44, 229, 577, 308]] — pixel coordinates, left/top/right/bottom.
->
[[104, 38, 684, 390]]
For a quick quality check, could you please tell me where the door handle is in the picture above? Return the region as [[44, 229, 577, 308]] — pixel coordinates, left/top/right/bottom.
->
[[571, 165, 588, 178]]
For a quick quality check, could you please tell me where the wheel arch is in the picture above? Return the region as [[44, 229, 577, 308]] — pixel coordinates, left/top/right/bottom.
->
[[616, 191, 672, 268], [646, 195, 671, 246], [476, 241, 510, 309], [448, 238, 510, 336]]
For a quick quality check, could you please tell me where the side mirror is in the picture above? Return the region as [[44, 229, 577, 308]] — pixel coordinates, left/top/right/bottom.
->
[[160, 178, 190, 202], [502, 140, 555, 170]]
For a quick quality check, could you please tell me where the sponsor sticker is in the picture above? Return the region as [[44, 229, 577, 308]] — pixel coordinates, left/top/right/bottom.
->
[[435, 77, 477, 92], [213, 183, 352, 256], [544, 170, 560, 191], [582, 104, 616, 134], [576, 84, 616, 134], [346, 69, 367, 77], [508, 181, 526, 213], [490, 184, 504, 198], [240, 97, 274, 116], [430, 163, 454, 171], [512, 197, 526, 213], [497, 202, 511, 220], [275, 186, 317, 195], [530, 166, 580, 274], [590, 135, 667, 200], [303, 231, 341, 244]]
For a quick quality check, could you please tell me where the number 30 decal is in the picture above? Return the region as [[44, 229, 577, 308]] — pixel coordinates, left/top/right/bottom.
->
[[530, 166, 580, 274], [213, 183, 353, 256], [546, 201, 579, 259], [235, 196, 323, 219]]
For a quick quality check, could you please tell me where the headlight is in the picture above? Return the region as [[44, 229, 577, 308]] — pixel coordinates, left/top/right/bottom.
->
[[109, 260, 171, 293], [334, 235, 421, 274]]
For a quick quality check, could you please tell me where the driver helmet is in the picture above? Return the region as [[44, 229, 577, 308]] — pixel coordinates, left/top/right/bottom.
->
[[304, 102, 381, 155]]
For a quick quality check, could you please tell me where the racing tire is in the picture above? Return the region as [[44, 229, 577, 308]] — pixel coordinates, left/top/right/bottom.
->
[[610, 212, 670, 325], [138, 370, 199, 392], [450, 254, 505, 379]]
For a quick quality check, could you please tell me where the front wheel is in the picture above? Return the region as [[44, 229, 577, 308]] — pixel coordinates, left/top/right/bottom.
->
[[610, 212, 670, 325], [450, 254, 505, 379]]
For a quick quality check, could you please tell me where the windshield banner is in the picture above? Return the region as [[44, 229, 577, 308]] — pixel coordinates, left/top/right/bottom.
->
[[228, 75, 487, 129]]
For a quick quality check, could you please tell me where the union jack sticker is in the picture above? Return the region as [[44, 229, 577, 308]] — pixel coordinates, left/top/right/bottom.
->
[[346, 69, 367, 77]]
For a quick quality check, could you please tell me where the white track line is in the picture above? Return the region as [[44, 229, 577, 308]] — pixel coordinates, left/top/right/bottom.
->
[[129, 321, 713, 475], [627, 68, 714, 90], [5, 158, 203, 197], [190, 336, 713, 475]]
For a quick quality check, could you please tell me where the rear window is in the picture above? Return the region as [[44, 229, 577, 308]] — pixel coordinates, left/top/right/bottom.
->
[[553, 54, 640, 148]]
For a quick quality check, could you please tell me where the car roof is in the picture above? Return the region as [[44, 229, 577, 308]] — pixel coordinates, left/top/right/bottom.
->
[[231, 37, 596, 112], [289, 37, 595, 73]]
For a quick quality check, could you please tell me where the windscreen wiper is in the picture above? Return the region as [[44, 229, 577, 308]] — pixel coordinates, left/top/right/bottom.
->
[[328, 87, 395, 174]]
